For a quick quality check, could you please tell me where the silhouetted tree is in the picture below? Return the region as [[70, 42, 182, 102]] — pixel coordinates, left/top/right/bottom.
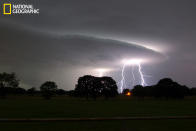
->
[[27, 87, 37, 96], [75, 75, 118, 100], [67, 90, 76, 97], [40, 81, 57, 99], [143, 86, 155, 97], [190, 88, 196, 96], [75, 75, 95, 99], [131, 85, 145, 98], [90, 77, 102, 100], [154, 78, 188, 99], [0, 72, 19, 98], [56, 89, 67, 95], [122, 89, 130, 95], [100, 77, 118, 99], [11, 87, 26, 95], [130, 78, 190, 99]]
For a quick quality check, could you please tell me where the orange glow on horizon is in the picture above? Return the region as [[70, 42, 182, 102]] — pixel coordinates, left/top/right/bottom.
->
[[126, 92, 131, 96]]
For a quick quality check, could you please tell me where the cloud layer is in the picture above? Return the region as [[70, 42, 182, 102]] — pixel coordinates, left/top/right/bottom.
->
[[1, 0, 196, 89], [0, 23, 164, 89]]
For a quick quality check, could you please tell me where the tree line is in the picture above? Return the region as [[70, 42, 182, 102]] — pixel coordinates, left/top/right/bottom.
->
[[124, 78, 196, 99], [0, 72, 118, 100], [1, 72, 196, 100], [0, 72, 67, 99]]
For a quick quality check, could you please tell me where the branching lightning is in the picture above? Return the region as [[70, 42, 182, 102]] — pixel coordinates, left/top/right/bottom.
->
[[137, 63, 146, 86], [120, 64, 126, 93], [120, 59, 148, 93], [95, 59, 149, 93], [131, 66, 135, 87]]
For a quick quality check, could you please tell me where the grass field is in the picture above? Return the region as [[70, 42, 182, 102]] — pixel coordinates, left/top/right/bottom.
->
[[0, 96, 196, 131], [0, 120, 196, 131]]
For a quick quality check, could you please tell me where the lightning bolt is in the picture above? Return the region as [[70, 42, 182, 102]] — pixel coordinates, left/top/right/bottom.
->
[[120, 62, 148, 93], [120, 64, 126, 93], [131, 66, 135, 87], [137, 63, 146, 86]]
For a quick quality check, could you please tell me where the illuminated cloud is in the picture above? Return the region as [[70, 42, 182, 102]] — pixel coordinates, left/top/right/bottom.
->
[[94, 68, 112, 77], [0, 24, 165, 89], [1, 0, 196, 88]]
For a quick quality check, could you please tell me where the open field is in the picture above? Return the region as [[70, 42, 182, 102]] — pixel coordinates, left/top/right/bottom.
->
[[1, 120, 196, 131], [0, 96, 196, 131], [0, 96, 196, 118]]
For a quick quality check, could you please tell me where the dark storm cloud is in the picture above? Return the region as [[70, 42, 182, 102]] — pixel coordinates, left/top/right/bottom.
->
[[0, 23, 164, 89], [1, 0, 196, 55], [0, 0, 196, 88]]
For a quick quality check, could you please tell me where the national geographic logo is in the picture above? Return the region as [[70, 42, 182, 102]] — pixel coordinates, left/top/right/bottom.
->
[[3, 3, 11, 15], [3, 3, 39, 15]]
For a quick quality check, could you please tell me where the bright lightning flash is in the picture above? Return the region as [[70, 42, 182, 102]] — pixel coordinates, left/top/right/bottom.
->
[[138, 63, 146, 86], [120, 59, 147, 93], [120, 64, 126, 93], [95, 68, 110, 77]]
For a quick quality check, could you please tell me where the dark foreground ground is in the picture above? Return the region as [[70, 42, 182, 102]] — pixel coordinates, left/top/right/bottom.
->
[[0, 96, 196, 131], [1, 119, 196, 131]]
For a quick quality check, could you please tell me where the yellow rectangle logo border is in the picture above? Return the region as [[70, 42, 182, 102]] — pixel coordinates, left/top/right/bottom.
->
[[3, 3, 12, 15]]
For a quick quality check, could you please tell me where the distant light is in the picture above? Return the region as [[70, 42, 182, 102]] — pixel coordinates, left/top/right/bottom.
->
[[122, 58, 144, 65], [126, 91, 131, 96], [95, 68, 111, 77]]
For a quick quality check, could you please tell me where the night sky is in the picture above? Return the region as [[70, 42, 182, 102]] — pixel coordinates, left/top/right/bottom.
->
[[0, 0, 196, 90]]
